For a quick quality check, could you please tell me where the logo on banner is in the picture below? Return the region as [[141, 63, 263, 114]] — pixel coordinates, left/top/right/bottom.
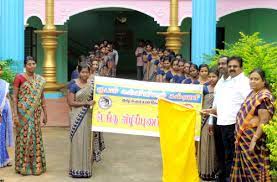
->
[[98, 96, 112, 109]]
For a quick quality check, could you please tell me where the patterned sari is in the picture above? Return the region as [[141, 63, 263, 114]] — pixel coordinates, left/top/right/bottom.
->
[[14, 74, 46, 175], [231, 89, 275, 182], [69, 80, 94, 178], [198, 89, 218, 180], [0, 79, 13, 168]]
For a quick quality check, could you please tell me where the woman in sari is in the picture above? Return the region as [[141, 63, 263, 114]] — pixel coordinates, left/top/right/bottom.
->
[[68, 62, 103, 178], [198, 64, 210, 85], [165, 59, 179, 83], [13, 56, 47, 175], [230, 68, 275, 181], [156, 56, 170, 83], [143, 43, 153, 81], [90, 60, 106, 164], [88, 58, 99, 81], [147, 48, 160, 82], [182, 64, 200, 85], [0, 65, 13, 168], [198, 68, 219, 181]]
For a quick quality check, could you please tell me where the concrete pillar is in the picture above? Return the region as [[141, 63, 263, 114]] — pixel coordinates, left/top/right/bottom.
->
[[192, 0, 216, 65]]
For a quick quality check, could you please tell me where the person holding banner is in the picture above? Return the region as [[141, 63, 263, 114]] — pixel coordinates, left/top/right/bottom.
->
[[203, 56, 251, 181], [68, 63, 96, 178], [89, 60, 106, 162], [198, 68, 219, 181]]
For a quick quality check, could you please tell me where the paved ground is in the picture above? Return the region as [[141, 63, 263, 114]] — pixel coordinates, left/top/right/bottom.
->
[[0, 127, 162, 182]]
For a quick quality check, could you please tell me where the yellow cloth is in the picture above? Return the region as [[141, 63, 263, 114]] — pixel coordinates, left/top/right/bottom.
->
[[158, 99, 199, 182]]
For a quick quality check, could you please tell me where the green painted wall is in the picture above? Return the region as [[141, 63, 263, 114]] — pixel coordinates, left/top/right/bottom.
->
[[179, 9, 277, 60], [218, 8, 277, 44], [56, 24, 68, 83], [180, 18, 192, 61], [26, 17, 68, 84], [68, 9, 166, 76], [27, 16, 44, 75]]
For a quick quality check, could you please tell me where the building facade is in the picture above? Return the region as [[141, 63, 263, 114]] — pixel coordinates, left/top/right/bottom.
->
[[1, 0, 277, 85]]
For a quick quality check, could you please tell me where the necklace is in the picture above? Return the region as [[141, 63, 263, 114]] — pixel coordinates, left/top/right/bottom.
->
[[24, 73, 35, 82]]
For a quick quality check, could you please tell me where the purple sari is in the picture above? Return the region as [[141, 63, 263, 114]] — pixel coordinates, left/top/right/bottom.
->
[[0, 79, 13, 167]]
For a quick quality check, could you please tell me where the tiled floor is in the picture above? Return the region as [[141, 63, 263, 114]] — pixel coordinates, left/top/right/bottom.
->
[[45, 97, 70, 127]]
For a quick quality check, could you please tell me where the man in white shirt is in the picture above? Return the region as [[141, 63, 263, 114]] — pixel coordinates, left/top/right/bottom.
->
[[207, 56, 229, 181], [135, 40, 145, 80], [205, 56, 251, 182]]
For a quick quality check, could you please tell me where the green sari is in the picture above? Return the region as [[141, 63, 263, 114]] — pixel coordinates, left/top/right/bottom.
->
[[15, 74, 46, 175]]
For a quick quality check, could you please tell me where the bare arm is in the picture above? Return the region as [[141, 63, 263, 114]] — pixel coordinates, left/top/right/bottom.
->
[[40, 91, 48, 125], [253, 109, 271, 141], [249, 109, 271, 152], [13, 86, 19, 118], [115, 52, 119, 65], [41, 91, 47, 116]]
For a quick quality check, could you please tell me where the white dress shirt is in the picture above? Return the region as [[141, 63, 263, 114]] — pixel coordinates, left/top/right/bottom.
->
[[211, 73, 251, 126]]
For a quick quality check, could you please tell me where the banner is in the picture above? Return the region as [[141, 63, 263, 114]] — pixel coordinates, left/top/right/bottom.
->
[[92, 76, 203, 140], [158, 98, 199, 182]]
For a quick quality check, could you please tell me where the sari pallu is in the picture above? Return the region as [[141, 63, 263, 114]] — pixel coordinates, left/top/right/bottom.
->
[[69, 81, 93, 178], [198, 91, 218, 181], [14, 74, 46, 175], [231, 89, 275, 182], [0, 80, 13, 167]]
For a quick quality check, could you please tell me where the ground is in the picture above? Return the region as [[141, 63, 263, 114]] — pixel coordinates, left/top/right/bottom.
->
[[0, 127, 162, 182]]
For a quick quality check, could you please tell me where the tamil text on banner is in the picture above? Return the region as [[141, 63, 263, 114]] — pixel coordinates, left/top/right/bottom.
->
[[92, 76, 203, 140], [158, 98, 199, 182]]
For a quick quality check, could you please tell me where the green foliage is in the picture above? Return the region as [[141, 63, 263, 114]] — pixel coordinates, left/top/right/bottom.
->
[[206, 32, 277, 177], [263, 115, 277, 177], [0, 59, 16, 83], [206, 32, 277, 94]]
